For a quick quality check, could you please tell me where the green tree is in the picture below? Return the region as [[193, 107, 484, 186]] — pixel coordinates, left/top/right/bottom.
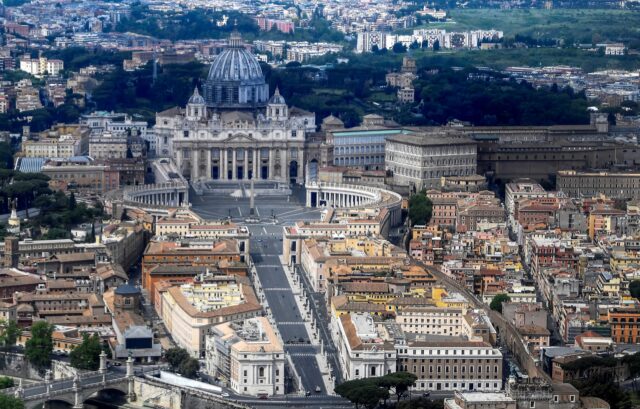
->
[[0, 376, 14, 389], [69, 192, 77, 210], [490, 293, 511, 313], [335, 378, 390, 409], [70, 333, 102, 370], [25, 321, 53, 369], [408, 192, 433, 226], [0, 320, 21, 348], [630, 280, 640, 299], [379, 372, 417, 401], [165, 347, 190, 371], [392, 42, 407, 53], [0, 394, 24, 409], [179, 357, 200, 378]]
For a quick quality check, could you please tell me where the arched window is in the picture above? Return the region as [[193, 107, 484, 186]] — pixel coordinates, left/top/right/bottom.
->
[[259, 367, 265, 377]]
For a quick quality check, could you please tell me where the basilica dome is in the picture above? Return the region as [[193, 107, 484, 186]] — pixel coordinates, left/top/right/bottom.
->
[[202, 30, 269, 109]]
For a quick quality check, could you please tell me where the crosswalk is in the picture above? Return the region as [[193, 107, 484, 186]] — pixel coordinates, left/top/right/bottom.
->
[[277, 321, 306, 325], [262, 287, 292, 291], [288, 353, 317, 357]]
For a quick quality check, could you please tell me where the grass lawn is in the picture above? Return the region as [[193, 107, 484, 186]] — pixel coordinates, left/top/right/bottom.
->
[[414, 47, 640, 71], [368, 91, 397, 102], [422, 9, 640, 45]]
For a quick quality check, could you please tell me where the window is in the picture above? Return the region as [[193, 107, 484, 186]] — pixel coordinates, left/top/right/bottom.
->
[[259, 367, 265, 377], [570, 396, 575, 402], [355, 369, 359, 376], [554, 396, 559, 403], [530, 401, 535, 408]]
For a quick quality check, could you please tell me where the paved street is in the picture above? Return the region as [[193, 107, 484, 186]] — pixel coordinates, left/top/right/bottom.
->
[[192, 187, 330, 395], [249, 226, 325, 394]]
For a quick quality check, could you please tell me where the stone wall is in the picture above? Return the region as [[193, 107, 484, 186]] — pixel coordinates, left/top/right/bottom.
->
[[0, 352, 43, 380], [0, 353, 80, 381], [134, 377, 249, 409]]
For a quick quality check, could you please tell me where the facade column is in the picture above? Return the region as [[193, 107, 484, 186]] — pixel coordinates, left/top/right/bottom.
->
[[281, 148, 287, 181], [223, 149, 229, 180], [218, 148, 227, 180], [268, 149, 274, 181], [192, 149, 199, 180], [176, 149, 183, 174], [232, 149, 237, 180], [298, 149, 305, 183], [244, 149, 249, 180], [253, 149, 258, 180], [207, 149, 212, 179]]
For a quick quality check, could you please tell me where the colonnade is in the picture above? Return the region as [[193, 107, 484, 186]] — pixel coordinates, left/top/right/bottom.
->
[[182, 147, 304, 182], [123, 182, 189, 208]]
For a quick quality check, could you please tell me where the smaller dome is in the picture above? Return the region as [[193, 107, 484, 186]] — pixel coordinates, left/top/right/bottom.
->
[[188, 87, 205, 105], [269, 87, 286, 105], [114, 284, 140, 296]]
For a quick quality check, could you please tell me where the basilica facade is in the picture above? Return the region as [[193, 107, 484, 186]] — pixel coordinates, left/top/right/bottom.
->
[[154, 31, 317, 184]]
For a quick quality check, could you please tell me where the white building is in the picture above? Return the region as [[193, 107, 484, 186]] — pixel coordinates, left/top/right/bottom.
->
[[205, 317, 285, 397], [334, 313, 397, 380], [153, 31, 316, 183], [385, 132, 477, 190], [19, 56, 64, 77], [81, 112, 149, 137], [504, 179, 549, 227]]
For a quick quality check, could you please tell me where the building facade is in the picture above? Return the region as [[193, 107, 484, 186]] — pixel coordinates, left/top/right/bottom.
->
[[385, 132, 477, 190], [557, 170, 640, 199], [206, 317, 285, 397], [153, 31, 317, 183]]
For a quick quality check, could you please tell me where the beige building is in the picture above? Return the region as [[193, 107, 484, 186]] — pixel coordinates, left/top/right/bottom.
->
[[157, 274, 261, 357], [154, 209, 250, 257], [283, 206, 394, 266], [300, 236, 405, 291], [23, 136, 82, 158], [89, 132, 128, 160], [398, 87, 415, 103], [396, 307, 465, 336], [557, 170, 640, 199], [385, 132, 477, 190], [42, 158, 119, 194], [206, 317, 285, 397]]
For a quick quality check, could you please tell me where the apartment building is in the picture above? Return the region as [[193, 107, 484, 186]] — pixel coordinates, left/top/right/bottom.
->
[[156, 274, 261, 357], [335, 313, 397, 380], [206, 317, 285, 397], [398, 337, 503, 392]]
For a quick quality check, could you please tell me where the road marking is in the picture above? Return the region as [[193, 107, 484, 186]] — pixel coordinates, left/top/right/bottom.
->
[[255, 206, 260, 217], [262, 227, 267, 234], [237, 207, 243, 217]]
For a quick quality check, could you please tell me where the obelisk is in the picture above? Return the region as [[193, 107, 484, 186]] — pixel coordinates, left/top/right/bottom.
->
[[249, 180, 255, 216]]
